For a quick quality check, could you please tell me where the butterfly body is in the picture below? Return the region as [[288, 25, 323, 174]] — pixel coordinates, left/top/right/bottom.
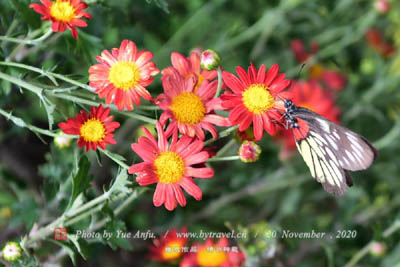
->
[[283, 99, 378, 195]]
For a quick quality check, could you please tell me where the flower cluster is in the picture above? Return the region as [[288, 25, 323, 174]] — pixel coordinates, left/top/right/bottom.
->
[[148, 228, 246, 267], [56, 39, 307, 210]]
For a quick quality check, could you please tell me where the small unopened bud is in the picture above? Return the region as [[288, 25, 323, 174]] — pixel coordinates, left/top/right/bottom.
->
[[54, 131, 72, 149], [201, 49, 221, 71], [370, 241, 386, 257], [239, 141, 261, 163], [374, 0, 390, 13], [2, 242, 22, 262]]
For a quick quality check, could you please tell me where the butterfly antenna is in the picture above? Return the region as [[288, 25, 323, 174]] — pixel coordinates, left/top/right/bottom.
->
[[297, 62, 306, 79]]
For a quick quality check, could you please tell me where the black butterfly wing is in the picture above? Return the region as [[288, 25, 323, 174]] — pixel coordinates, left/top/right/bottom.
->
[[292, 107, 378, 195]]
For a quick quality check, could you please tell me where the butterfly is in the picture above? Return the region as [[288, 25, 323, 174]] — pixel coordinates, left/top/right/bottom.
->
[[282, 99, 378, 195]]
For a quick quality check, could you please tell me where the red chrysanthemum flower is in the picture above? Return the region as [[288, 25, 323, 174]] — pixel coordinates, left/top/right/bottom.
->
[[180, 238, 246, 267], [148, 227, 188, 263], [291, 39, 347, 91], [59, 104, 120, 151], [221, 64, 291, 141], [291, 39, 320, 63], [162, 52, 218, 90], [365, 28, 396, 58], [275, 81, 340, 159], [89, 40, 159, 111], [128, 122, 214, 211], [29, 0, 92, 39], [156, 68, 230, 140]]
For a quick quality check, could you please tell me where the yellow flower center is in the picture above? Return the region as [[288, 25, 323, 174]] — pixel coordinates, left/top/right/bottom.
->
[[154, 152, 185, 184], [50, 0, 76, 22], [242, 84, 274, 114], [108, 62, 140, 91], [197, 247, 228, 267], [162, 241, 183, 261], [170, 92, 205, 124], [80, 119, 106, 142]]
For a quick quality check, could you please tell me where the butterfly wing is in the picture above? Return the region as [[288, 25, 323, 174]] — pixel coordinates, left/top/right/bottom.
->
[[291, 107, 377, 195]]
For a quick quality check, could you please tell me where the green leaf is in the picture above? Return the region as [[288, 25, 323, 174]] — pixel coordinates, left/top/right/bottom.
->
[[68, 234, 89, 261], [1, 79, 11, 95], [10, 198, 39, 231], [101, 202, 115, 221], [146, 0, 169, 13], [8, 0, 40, 28], [103, 219, 132, 251], [67, 156, 93, 211], [108, 170, 131, 195], [41, 96, 55, 130], [0, 190, 16, 205], [11, 254, 38, 267], [50, 239, 77, 266], [95, 150, 103, 167]]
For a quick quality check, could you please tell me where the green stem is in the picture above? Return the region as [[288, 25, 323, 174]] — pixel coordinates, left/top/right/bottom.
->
[[0, 61, 59, 85], [137, 105, 160, 111], [49, 92, 157, 124], [0, 19, 18, 48], [26, 192, 117, 246], [89, 190, 140, 231], [64, 194, 127, 227], [374, 119, 400, 150], [0, 63, 157, 124], [215, 66, 223, 98], [216, 139, 237, 157], [204, 126, 238, 145], [0, 28, 53, 46], [207, 155, 240, 162], [50, 72, 94, 92], [100, 149, 130, 170], [0, 61, 93, 91], [0, 108, 64, 138], [343, 220, 400, 267], [0, 71, 43, 96]]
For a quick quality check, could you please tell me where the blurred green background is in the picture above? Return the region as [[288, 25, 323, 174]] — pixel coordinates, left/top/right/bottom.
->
[[1, 0, 400, 266]]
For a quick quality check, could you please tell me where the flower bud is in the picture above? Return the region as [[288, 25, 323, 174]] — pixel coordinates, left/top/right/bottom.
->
[[374, 0, 390, 13], [239, 140, 261, 163], [370, 241, 386, 257], [200, 49, 221, 71], [54, 131, 72, 149], [2, 242, 22, 262]]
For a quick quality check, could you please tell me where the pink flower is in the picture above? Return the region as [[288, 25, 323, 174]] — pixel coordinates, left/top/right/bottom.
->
[[156, 68, 230, 140], [128, 122, 214, 211]]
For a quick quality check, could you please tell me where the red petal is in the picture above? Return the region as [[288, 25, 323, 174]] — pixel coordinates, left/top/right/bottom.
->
[[185, 167, 214, 179], [184, 151, 209, 166], [153, 183, 166, 207], [265, 64, 279, 86], [179, 177, 202, 200], [171, 52, 190, 77], [165, 185, 177, 211], [253, 114, 264, 140], [128, 162, 152, 174], [222, 71, 245, 94]]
